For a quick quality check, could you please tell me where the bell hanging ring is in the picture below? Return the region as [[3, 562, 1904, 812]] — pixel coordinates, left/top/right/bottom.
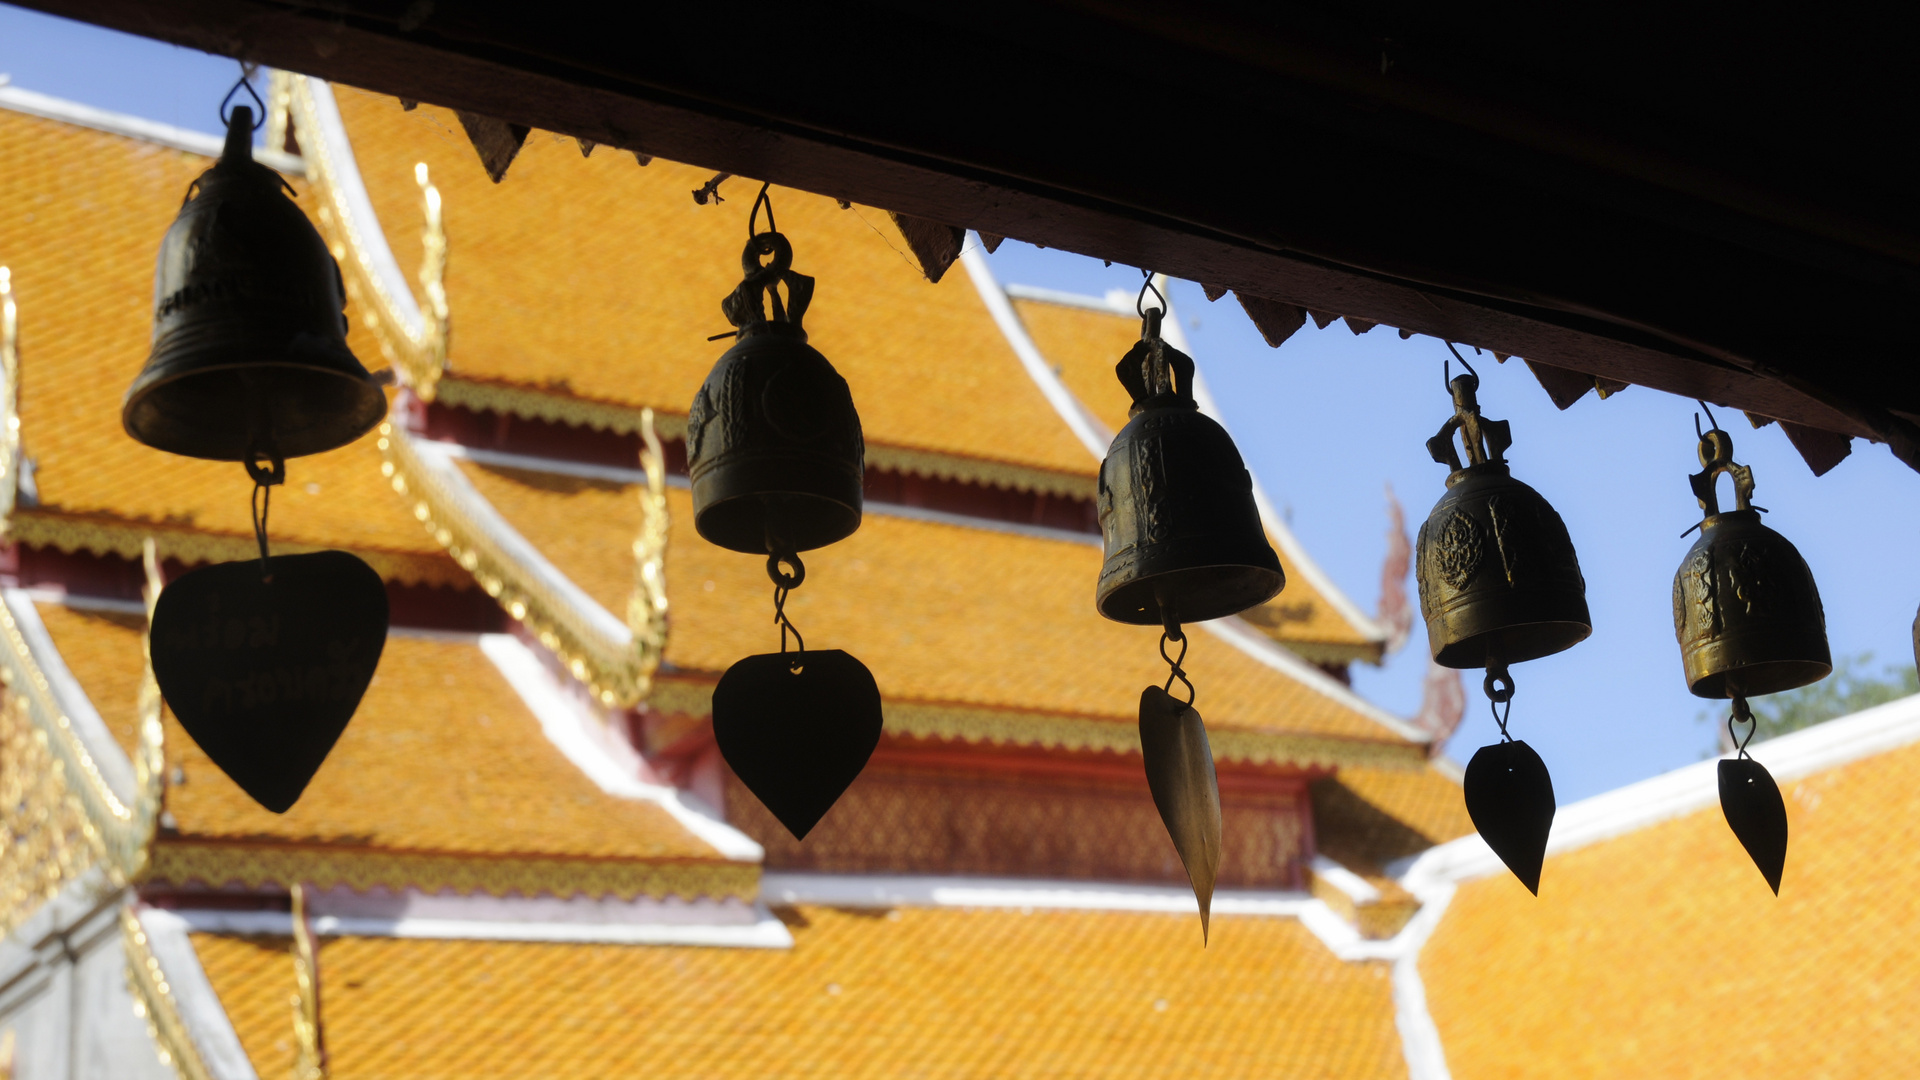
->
[[1096, 304, 1282, 625], [1415, 362, 1589, 668], [688, 228, 864, 554], [123, 104, 385, 461], [1673, 424, 1830, 698]]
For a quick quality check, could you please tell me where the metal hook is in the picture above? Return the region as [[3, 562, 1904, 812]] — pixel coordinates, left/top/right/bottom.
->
[[1444, 341, 1478, 382], [1136, 271, 1166, 319], [218, 70, 267, 130], [1159, 631, 1195, 707], [1728, 696, 1757, 759], [1696, 398, 1720, 433], [747, 182, 777, 239]]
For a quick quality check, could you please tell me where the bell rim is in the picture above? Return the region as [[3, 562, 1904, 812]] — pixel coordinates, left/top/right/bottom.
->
[[122, 360, 387, 461], [1095, 563, 1286, 626], [1429, 617, 1593, 669]]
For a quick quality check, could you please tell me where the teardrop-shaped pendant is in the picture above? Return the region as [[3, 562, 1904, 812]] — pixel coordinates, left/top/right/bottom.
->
[[1139, 684, 1222, 943], [1719, 756, 1787, 894], [1462, 739, 1556, 894]]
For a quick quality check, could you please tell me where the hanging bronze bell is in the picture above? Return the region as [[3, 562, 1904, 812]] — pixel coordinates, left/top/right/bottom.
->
[[1096, 308, 1282, 625], [1673, 425, 1830, 698], [123, 106, 384, 461], [1416, 366, 1589, 668], [688, 229, 863, 555]]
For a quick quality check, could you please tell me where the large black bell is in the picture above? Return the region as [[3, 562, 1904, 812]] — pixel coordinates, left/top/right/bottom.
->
[[124, 106, 383, 461], [1416, 367, 1589, 668], [1096, 309, 1282, 625], [688, 230, 863, 555], [1673, 426, 1830, 698]]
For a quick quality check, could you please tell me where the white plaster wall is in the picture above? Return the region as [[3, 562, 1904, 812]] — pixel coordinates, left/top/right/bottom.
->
[[0, 871, 174, 1080]]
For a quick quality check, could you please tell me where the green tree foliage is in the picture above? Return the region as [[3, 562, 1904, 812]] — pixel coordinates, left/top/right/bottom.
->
[[1704, 653, 1918, 749]]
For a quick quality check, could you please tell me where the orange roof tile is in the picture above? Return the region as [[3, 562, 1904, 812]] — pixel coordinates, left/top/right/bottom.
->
[[33, 601, 147, 757], [458, 460, 1409, 748], [28, 605, 728, 878], [189, 933, 299, 1079], [194, 906, 1406, 1078], [0, 107, 449, 571], [325, 87, 1096, 477], [1421, 738, 1920, 1077], [1012, 297, 1376, 655]]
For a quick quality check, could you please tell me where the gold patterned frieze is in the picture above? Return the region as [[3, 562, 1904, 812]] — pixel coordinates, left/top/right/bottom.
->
[[6, 511, 470, 589], [277, 72, 451, 401], [0, 693, 95, 936], [143, 842, 757, 903], [122, 908, 216, 1080], [377, 412, 669, 707], [647, 679, 1426, 770]]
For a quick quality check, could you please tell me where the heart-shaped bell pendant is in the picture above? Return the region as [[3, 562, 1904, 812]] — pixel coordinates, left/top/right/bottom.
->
[[712, 553, 882, 839], [1719, 697, 1787, 893], [1462, 731, 1556, 895], [151, 549, 388, 812], [1139, 676, 1222, 943]]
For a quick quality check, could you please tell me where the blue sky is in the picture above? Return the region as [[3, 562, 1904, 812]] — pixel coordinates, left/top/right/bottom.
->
[[7, 2, 1917, 802]]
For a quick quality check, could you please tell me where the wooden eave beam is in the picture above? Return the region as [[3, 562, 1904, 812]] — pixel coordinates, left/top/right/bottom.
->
[[20, 0, 1920, 464]]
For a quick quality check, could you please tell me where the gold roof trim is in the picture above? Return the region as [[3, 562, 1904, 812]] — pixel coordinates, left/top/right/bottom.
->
[[7, 511, 471, 588], [646, 679, 1429, 770], [377, 414, 669, 707], [144, 841, 757, 902], [0, 691, 97, 937], [436, 376, 1100, 499], [0, 567, 164, 888], [278, 73, 451, 400], [123, 908, 218, 1080]]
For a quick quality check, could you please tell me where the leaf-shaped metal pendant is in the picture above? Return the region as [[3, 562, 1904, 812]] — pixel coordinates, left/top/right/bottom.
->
[[1719, 757, 1788, 894], [713, 649, 882, 840], [1139, 686, 1222, 943], [1463, 739, 1556, 895], [151, 551, 389, 813]]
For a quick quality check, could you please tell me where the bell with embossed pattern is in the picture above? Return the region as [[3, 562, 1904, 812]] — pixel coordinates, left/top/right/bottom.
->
[[1415, 361, 1590, 670], [123, 104, 384, 461], [687, 223, 864, 556], [1416, 354, 1587, 897], [1095, 306, 1282, 628], [1673, 422, 1830, 700]]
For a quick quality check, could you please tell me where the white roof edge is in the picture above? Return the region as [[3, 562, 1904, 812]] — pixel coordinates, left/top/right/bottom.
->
[[2, 588, 140, 801], [1199, 614, 1431, 744], [136, 907, 262, 1080], [298, 76, 425, 330], [477, 632, 765, 862], [1000, 282, 1135, 314], [1401, 690, 1920, 889], [408, 437, 632, 645], [165, 905, 794, 949], [0, 84, 303, 174], [1157, 285, 1390, 650], [959, 237, 1114, 459]]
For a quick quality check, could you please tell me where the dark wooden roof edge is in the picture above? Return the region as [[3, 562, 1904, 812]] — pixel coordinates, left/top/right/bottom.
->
[[22, 0, 1920, 473]]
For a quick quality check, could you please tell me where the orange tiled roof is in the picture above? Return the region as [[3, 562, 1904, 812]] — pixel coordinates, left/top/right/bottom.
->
[[0, 107, 453, 577], [1313, 763, 1473, 877], [193, 905, 1407, 1078], [1421, 738, 1920, 1077], [29, 604, 738, 896], [325, 87, 1097, 478], [1013, 296, 1377, 655], [458, 461, 1408, 749]]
